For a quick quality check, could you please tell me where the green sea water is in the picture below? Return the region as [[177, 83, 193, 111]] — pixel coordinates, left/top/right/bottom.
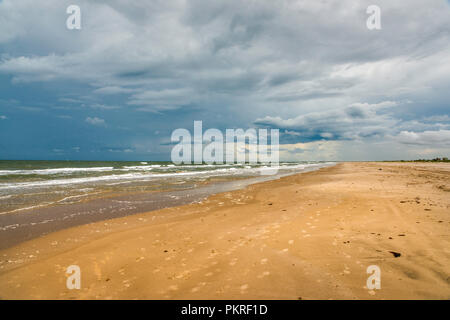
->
[[0, 160, 328, 215]]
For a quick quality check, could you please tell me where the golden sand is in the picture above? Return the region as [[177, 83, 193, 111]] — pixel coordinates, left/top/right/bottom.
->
[[0, 162, 449, 299]]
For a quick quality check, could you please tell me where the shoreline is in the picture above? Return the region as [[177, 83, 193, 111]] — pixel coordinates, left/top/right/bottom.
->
[[0, 163, 333, 250], [0, 162, 449, 299]]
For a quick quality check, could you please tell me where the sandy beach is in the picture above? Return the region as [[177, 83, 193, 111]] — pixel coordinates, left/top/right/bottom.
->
[[0, 162, 449, 300]]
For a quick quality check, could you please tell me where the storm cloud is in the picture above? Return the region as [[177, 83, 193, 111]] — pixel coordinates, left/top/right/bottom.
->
[[0, 0, 449, 160]]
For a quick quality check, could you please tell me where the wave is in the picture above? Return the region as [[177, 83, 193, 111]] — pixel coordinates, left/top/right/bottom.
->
[[0, 167, 114, 175], [0, 168, 247, 190], [0, 163, 334, 190], [0, 163, 240, 175]]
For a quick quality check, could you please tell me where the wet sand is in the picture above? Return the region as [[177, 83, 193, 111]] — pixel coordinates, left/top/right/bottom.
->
[[0, 162, 449, 299], [0, 165, 331, 250], [0, 177, 265, 250]]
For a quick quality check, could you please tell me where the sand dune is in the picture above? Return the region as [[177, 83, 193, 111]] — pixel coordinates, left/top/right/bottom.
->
[[0, 162, 449, 299]]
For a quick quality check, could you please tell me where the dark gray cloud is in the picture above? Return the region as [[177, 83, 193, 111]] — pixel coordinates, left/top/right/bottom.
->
[[255, 102, 399, 142]]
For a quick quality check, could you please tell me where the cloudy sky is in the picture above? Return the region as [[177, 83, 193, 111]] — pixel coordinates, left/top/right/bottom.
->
[[0, 0, 449, 161]]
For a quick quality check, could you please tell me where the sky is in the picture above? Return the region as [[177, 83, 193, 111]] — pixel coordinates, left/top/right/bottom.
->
[[0, 0, 449, 161]]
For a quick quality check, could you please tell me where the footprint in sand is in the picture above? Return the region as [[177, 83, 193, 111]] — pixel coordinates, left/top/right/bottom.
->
[[94, 262, 102, 280], [260, 258, 268, 264], [229, 258, 238, 266], [123, 280, 131, 288], [257, 271, 270, 279], [168, 285, 179, 291], [240, 284, 249, 293]]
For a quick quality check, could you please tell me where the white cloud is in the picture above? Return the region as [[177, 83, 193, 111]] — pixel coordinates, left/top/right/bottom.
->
[[349, 101, 398, 110], [93, 86, 136, 95], [396, 130, 450, 147], [128, 88, 196, 112], [279, 140, 341, 161], [255, 101, 399, 141], [0, 115, 7, 120], [423, 115, 450, 123], [85, 116, 106, 126], [89, 103, 120, 110]]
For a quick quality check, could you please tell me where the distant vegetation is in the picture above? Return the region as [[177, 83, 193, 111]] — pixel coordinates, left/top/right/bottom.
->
[[399, 157, 450, 162]]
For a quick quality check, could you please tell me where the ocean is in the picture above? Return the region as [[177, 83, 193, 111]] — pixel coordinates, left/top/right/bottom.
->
[[0, 160, 334, 215]]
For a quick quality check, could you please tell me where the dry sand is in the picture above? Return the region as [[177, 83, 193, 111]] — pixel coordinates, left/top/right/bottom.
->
[[0, 162, 449, 299]]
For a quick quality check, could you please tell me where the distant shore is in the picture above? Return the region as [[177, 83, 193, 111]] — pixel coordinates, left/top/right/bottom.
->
[[0, 162, 449, 299]]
